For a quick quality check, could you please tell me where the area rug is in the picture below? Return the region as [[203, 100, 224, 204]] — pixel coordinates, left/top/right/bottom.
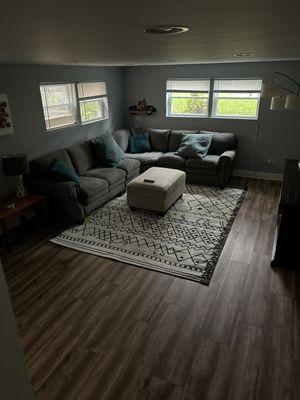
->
[[51, 185, 246, 284]]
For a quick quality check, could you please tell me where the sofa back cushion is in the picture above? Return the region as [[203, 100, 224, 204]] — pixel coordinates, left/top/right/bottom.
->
[[169, 130, 199, 152], [134, 128, 170, 152], [112, 129, 131, 152], [30, 149, 75, 179], [68, 141, 98, 174], [200, 130, 237, 155]]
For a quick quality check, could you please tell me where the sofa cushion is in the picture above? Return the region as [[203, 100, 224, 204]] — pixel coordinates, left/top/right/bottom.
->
[[78, 176, 108, 205], [156, 152, 186, 169], [117, 158, 140, 178], [200, 131, 237, 155], [124, 152, 164, 166], [168, 130, 199, 152], [176, 133, 213, 159], [112, 129, 131, 152], [82, 167, 126, 187], [129, 133, 151, 153], [135, 128, 170, 152], [30, 149, 75, 179], [89, 131, 124, 167], [186, 155, 220, 170], [68, 141, 98, 174]]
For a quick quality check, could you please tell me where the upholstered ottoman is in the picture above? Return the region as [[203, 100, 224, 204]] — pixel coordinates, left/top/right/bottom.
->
[[127, 167, 186, 213]]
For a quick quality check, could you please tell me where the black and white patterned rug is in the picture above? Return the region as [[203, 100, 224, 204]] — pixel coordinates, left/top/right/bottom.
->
[[51, 185, 246, 284]]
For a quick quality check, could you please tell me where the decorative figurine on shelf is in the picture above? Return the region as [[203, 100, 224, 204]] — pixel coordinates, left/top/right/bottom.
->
[[137, 99, 147, 111], [128, 99, 157, 115]]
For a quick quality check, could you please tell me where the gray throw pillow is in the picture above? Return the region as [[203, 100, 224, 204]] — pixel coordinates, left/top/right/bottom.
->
[[176, 133, 213, 159], [89, 131, 124, 167]]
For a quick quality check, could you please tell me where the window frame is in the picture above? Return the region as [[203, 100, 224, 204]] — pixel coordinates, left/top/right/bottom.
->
[[166, 78, 210, 118], [166, 77, 262, 120], [211, 78, 262, 120], [40, 82, 80, 133], [76, 80, 109, 125]]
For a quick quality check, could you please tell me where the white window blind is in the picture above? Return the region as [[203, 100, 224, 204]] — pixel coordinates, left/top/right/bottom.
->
[[77, 81, 109, 124], [213, 79, 262, 92], [40, 83, 78, 131], [167, 79, 210, 92], [166, 79, 210, 117], [212, 79, 262, 119], [77, 81, 107, 98]]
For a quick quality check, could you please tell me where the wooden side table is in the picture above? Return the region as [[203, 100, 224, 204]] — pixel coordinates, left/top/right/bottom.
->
[[0, 195, 47, 252]]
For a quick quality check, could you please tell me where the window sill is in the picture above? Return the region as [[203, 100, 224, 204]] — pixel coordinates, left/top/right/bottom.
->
[[81, 117, 109, 125], [166, 114, 208, 119], [166, 114, 258, 121], [45, 122, 79, 134]]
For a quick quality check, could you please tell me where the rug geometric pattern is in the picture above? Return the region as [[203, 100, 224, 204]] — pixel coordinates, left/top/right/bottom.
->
[[51, 185, 246, 284]]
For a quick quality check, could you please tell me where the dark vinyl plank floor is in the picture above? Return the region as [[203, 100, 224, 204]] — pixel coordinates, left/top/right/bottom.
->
[[2, 178, 299, 400]]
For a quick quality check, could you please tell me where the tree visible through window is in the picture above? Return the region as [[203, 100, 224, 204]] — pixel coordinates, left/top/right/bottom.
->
[[77, 81, 109, 124], [166, 80, 210, 117]]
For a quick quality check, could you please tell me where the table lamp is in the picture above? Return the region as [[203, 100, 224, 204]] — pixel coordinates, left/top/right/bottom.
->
[[2, 154, 29, 197]]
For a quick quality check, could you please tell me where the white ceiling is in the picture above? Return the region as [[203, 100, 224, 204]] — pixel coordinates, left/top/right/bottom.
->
[[1, 0, 300, 66]]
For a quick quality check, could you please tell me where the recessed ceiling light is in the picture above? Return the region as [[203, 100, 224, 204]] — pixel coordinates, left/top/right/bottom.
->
[[233, 53, 255, 57], [143, 25, 190, 35]]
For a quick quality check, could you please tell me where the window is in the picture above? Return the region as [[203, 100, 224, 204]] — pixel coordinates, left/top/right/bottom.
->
[[212, 79, 262, 119], [166, 79, 210, 117], [40, 83, 78, 131], [166, 78, 262, 120], [77, 81, 109, 124]]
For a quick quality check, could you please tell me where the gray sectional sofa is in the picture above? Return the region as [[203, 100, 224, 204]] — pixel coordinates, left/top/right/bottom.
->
[[28, 128, 237, 221], [29, 134, 140, 222], [113, 128, 237, 186]]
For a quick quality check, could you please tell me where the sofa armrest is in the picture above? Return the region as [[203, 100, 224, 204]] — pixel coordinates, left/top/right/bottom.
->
[[218, 150, 237, 187], [29, 179, 79, 198], [219, 149, 236, 164]]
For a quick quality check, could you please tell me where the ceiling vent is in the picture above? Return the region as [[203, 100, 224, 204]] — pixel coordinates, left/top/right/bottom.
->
[[143, 25, 190, 35]]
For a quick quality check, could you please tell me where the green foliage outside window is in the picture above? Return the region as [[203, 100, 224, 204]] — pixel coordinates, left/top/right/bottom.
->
[[80, 100, 101, 122], [215, 98, 258, 117], [171, 97, 208, 115]]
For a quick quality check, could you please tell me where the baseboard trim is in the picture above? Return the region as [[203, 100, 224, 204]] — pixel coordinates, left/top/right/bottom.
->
[[233, 169, 283, 182]]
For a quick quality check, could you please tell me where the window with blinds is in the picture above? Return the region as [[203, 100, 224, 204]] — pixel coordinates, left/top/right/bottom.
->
[[77, 81, 109, 124], [166, 79, 210, 117], [40, 83, 78, 131], [212, 79, 262, 119]]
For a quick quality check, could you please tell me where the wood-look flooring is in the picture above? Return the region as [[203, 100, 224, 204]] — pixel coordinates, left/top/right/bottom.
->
[[2, 178, 299, 400]]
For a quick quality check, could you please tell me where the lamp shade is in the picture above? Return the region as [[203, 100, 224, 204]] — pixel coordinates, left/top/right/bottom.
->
[[2, 154, 29, 175], [261, 83, 283, 97], [270, 96, 286, 110], [285, 94, 300, 109]]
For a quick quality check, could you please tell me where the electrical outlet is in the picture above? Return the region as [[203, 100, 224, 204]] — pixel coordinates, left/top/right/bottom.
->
[[267, 159, 276, 165]]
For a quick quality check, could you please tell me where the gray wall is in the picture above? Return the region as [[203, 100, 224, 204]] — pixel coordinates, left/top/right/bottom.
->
[[0, 64, 124, 196], [124, 61, 300, 174], [0, 260, 34, 400]]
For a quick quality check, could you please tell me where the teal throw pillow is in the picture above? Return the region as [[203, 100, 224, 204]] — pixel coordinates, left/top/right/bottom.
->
[[130, 133, 151, 153], [90, 131, 124, 167], [176, 133, 213, 159], [49, 159, 80, 183]]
